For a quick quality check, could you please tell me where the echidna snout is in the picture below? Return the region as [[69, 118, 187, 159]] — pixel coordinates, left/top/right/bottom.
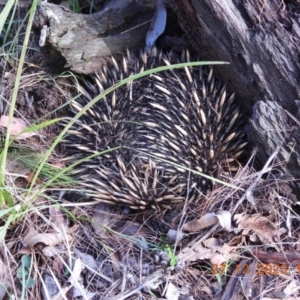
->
[[63, 47, 247, 210]]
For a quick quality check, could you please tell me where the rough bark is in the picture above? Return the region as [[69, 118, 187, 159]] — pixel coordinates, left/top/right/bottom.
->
[[249, 100, 300, 196], [35, 1, 154, 74], [167, 0, 300, 114]]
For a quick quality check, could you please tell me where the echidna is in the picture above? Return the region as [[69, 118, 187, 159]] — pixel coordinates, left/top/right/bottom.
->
[[63, 47, 247, 210]]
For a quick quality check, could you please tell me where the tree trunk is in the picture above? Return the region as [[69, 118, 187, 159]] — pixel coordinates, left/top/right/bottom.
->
[[167, 0, 300, 114]]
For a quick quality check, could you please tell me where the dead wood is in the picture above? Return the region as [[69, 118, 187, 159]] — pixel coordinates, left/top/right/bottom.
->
[[35, 1, 154, 74], [221, 260, 257, 300], [167, 0, 300, 114], [249, 100, 300, 195], [246, 248, 300, 264]]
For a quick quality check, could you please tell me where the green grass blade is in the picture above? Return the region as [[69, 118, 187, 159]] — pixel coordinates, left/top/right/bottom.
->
[[0, 0, 15, 35], [0, 2, 39, 206], [38, 146, 121, 192], [0, 206, 15, 219]]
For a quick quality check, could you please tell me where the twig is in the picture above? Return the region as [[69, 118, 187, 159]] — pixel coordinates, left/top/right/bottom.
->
[[103, 269, 164, 300], [233, 148, 280, 213]]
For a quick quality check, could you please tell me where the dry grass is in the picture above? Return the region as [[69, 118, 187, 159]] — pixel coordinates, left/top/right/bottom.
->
[[2, 153, 300, 299]]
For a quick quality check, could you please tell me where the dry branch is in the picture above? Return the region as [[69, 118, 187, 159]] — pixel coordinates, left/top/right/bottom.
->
[[35, 1, 154, 74]]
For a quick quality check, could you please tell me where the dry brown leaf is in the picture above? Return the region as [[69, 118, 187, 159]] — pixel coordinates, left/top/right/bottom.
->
[[179, 238, 235, 266], [182, 211, 232, 232], [180, 243, 214, 262], [210, 253, 232, 265], [0, 115, 36, 139], [182, 213, 219, 232], [203, 238, 221, 248], [25, 171, 42, 184], [209, 244, 235, 265], [202, 239, 234, 265], [23, 230, 73, 248], [211, 242, 232, 255], [235, 213, 281, 244]]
